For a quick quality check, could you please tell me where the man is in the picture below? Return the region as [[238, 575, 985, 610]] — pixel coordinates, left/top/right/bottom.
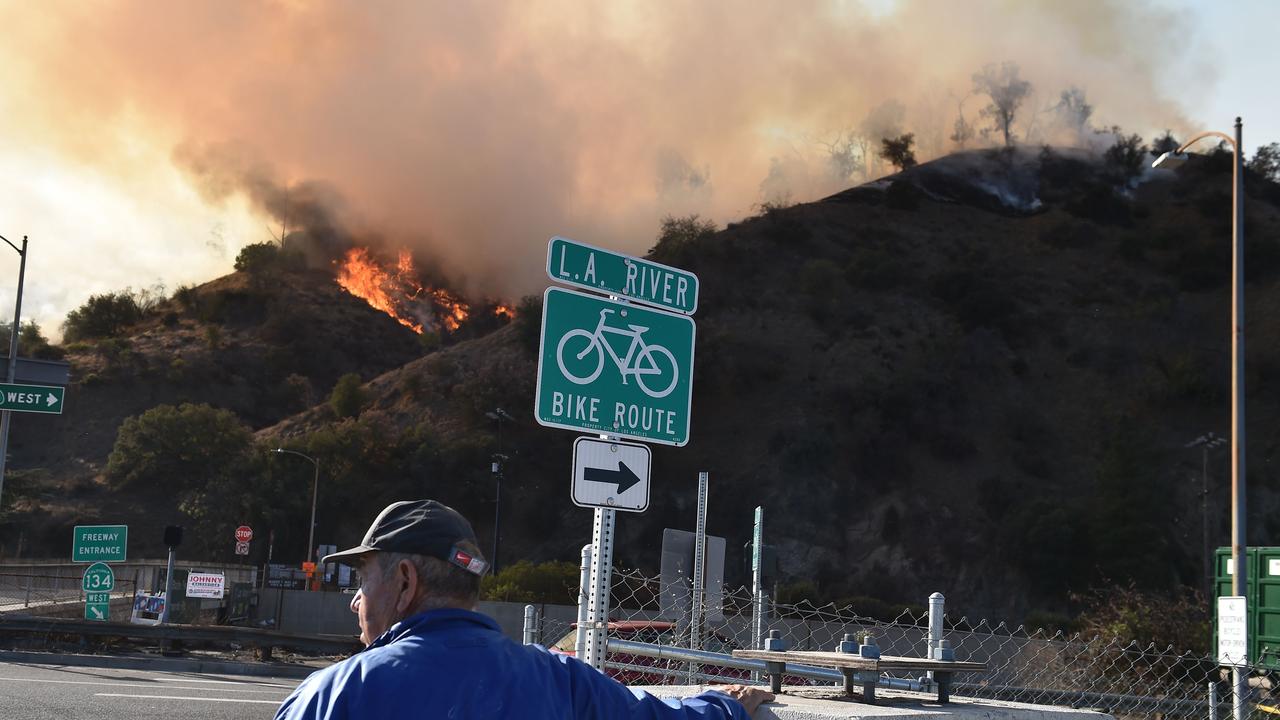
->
[[275, 499, 774, 719]]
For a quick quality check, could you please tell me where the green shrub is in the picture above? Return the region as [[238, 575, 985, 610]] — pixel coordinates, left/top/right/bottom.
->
[[62, 291, 144, 342], [480, 560, 580, 603], [106, 403, 254, 490], [649, 215, 716, 266], [234, 242, 280, 274], [329, 373, 366, 419]]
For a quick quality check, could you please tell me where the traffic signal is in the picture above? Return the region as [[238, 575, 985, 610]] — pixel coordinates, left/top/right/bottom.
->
[[163, 525, 183, 547]]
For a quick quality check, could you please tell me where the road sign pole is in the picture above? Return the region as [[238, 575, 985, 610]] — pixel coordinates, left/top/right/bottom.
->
[[161, 544, 176, 623], [687, 471, 708, 683], [752, 506, 765, 651], [0, 234, 28, 513], [583, 507, 615, 672]]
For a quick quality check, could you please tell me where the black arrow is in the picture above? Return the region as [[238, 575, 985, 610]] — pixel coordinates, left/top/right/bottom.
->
[[584, 461, 642, 493]]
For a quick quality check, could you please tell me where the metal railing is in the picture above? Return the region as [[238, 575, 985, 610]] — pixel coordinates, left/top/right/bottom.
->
[[0, 572, 136, 615]]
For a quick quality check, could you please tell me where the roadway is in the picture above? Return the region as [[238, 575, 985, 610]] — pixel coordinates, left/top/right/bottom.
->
[[0, 660, 303, 719]]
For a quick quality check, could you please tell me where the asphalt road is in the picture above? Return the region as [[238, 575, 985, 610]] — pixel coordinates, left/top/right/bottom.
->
[[0, 661, 303, 719]]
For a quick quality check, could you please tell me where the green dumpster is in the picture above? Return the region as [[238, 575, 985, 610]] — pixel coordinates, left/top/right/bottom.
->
[[1213, 547, 1280, 671]]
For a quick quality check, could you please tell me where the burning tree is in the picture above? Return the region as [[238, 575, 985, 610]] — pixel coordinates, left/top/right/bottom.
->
[[972, 61, 1032, 147]]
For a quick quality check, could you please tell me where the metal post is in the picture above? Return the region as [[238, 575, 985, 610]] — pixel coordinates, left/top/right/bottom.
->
[[523, 604, 538, 645], [752, 506, 765, 652], [689, 472, 709, 683], [1210, 680, 1219, 720], [583, 508, 615, 671], [1230, 116, 1248, 720], [926, 592, 945, 684], [161, 544, 176, 623], [492, 457, 502, 574], [0, 235, 28, 511], [308, 461, 318, 569], [578, 540, 591, 661]]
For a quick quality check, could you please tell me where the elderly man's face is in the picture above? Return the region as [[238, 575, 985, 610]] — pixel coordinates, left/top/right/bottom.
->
[[350, 555, 402, 645]]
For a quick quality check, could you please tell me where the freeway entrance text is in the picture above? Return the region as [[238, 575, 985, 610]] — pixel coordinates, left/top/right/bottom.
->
[[72, 525, 128, 562]]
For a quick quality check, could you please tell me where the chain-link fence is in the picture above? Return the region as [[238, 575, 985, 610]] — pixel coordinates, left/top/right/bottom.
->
[[0, 572, 136, 616], [532, 567, 1279, 720]]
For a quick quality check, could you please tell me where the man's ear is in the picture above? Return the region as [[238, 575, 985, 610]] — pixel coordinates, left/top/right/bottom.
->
[[394, 559, 420, 614]]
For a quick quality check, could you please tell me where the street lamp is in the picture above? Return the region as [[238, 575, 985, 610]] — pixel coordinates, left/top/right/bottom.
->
[[1155, 118, 1247, 714], [485, 408, 514, 573], [0, 234, 28, 512], [273, 448, 320, 568], [1186, 432, 1227, 597]]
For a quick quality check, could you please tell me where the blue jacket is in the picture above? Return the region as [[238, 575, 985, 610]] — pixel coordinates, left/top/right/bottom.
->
[[274, 608, 751, 719]]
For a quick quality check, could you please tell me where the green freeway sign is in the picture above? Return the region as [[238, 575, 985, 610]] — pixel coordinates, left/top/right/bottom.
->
[[547, 236, 699, 315], [0, 382, 64, 414], [72, 525, 127, 562], [82, 562, 115, 592], [85, 598, 109, 621], [535, 287, 695, 446]]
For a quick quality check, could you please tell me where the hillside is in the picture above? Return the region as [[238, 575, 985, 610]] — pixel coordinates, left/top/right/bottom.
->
[[4, 146, 1280, 619]]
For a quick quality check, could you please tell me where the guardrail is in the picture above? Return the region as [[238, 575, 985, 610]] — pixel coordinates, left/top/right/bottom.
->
[[0, 614, 361, 660]]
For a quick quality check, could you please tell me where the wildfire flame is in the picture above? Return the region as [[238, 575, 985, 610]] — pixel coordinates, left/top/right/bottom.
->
[[336, 247, 473, 334], [494, 304, 514, 320]]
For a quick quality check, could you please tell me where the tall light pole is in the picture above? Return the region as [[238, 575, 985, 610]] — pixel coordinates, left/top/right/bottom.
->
[[485, 408, 514, 573], [0, 234, 27, 512], [273, 448, 320, 568], [1154, 117, 1246, 716], [1186, 432, 1226, 597]]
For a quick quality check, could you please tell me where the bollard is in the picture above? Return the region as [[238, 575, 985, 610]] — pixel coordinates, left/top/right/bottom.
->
[[836, 632, 858, 654], [927, 592, 945, 659], [523, 604, 537, 645], [858, 633, 880, 659], [575, 544, 592, 660]]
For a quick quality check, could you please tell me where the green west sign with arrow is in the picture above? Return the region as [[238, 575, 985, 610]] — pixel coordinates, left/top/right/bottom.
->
[[0, 382, 64, 414]]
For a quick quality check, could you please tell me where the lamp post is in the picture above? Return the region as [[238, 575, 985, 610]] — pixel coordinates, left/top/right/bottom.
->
[[0, 234, 27, 512], [1186, 432, 1227, 597], [273, 448, 320, 568], [485, 408, 514, 573], [1153, 117, 1246, 716]]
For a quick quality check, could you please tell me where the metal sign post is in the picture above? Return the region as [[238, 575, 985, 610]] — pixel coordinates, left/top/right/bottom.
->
[[688, 472, 709, 682], [752, 506, 765, 652], [583, 506, 616, 671]]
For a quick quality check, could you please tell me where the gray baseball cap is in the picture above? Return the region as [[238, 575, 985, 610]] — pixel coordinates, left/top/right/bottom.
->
[[321, 499, 489, 576]]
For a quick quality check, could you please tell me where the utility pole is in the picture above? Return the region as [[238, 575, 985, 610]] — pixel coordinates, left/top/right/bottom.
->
[[0, 234, 27, 512]]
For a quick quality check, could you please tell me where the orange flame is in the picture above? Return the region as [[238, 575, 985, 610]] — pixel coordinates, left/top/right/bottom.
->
[[334, 247, 474, 334], [494, 304, 514, 320], [430, 287, 469, 332]]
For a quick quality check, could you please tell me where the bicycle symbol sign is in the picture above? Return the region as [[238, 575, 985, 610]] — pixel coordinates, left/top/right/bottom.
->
[[537, 287, 695, 446]]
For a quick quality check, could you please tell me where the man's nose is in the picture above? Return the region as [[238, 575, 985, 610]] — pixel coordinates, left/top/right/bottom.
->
[[350, 589, 363, 614]]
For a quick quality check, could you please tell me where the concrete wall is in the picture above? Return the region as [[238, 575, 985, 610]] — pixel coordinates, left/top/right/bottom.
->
[[256, 588, 580, 643]]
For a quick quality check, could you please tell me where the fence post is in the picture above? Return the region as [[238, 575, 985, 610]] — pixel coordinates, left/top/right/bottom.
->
[[523, 604, 537, 645], [926, 591, 945, 685], [575, 543, 592, 660], [1209, 680, 1219, 720], [23, 574, 32, 607]]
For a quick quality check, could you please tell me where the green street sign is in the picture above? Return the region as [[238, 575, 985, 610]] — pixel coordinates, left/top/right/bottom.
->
[[85, 601, 109, 621], [547, 236, 699, 315], [82, 562, 115, 592], [535, 287, 695, 446], [72, 525, 128, 562], [0, 382, 64, 414]]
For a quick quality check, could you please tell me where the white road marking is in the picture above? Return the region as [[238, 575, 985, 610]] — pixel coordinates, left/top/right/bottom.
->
[[96, 693, 280, 704], [153, 677, 294, 688], [0, 676, 290, 694]]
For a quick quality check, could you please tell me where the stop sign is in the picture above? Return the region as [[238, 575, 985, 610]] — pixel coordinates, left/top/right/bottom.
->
[[234, 525, 253, 543]]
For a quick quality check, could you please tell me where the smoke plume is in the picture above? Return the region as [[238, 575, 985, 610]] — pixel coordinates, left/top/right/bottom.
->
[[0, 0, 1202, 314]]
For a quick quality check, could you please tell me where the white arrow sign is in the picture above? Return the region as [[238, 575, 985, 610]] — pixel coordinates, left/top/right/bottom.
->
[[89, 606, 104, 620], [572, 436, 651, 512], [45, 393, 57, 407]]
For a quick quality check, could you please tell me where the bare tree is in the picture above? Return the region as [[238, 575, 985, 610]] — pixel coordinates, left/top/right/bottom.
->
[[817, 132, 862, 185], [949, 93, 975, 150], [1053, 87, 1094, 145], [972, 62, 1032, 147]]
